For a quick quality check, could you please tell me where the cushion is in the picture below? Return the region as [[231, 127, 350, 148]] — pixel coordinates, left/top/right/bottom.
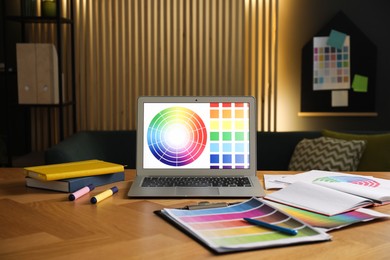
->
[[322, 129, 390, 171], [288, 136, 366, 171]]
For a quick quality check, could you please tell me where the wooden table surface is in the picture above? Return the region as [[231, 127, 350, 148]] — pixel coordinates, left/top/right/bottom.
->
[[1, 168, 390, 259]]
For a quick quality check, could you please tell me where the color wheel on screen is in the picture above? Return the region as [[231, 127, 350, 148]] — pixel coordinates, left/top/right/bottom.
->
[[147, 107, 207, 166]]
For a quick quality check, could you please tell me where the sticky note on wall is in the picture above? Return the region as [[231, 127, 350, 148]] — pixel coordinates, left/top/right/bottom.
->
[[332, 90, 349, 107], [327, 29, 347, 50], [352, 74, 368, 92]]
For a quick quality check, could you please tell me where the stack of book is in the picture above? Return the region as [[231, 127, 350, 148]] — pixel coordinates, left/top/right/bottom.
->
[[24, 160, 125, 193]]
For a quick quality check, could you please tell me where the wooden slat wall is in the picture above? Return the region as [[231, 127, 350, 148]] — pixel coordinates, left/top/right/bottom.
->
[[29, 0, 278, 150]]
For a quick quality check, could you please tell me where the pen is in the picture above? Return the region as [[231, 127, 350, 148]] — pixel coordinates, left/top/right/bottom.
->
[[90, 186, 118, 204], [186, 202, 228, 210], [243, 217, 298, 236], [182, 201, 241, 210], [69, 184, 95, 201]]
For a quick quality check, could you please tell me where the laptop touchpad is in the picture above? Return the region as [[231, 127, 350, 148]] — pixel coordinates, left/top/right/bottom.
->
[[175, 187, 220, 196]]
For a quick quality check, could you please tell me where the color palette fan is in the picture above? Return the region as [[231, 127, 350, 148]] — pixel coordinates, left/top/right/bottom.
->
[[267, 201, 389, 231], [156, 198, 331, 253]]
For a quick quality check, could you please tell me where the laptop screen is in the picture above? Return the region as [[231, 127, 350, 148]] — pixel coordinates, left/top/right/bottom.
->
[[138, 97, 256, 172]]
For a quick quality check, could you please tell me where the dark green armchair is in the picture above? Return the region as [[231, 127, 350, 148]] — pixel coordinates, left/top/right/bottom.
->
[[45, 131, 137, 168]]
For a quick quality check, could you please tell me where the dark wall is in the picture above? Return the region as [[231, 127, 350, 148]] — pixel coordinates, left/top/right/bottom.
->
[[0, 1, 4, 63], [1, 0, 30, 164], [278, 0, 390, 131]]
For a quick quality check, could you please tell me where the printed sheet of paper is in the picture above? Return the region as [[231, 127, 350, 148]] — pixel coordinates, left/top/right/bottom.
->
[[161, 197, 330, 253], [279, 170, 390, 204], [313, 36, 350, 91], [263, 174, 289, 189], [265, 181, 374, 216], [267, 201, 389, 232]]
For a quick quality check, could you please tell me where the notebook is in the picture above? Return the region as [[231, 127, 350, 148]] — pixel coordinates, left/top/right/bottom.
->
[[127, 96, 265, 197]]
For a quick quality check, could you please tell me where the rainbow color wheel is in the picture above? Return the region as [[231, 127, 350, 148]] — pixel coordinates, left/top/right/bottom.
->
[[147, 107, 207, 166], [314, 176, 380, 187]]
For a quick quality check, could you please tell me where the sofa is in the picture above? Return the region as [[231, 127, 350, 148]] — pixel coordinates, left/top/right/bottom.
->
[[45, 131, 138, 169], [45, 130, 390, 171]]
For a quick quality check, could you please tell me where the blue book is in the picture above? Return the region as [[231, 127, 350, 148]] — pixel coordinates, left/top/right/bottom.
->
[[25, 172, 125, 193]]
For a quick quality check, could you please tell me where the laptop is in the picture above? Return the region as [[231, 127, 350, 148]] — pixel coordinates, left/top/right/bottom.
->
[[127, 96, 265, 197]]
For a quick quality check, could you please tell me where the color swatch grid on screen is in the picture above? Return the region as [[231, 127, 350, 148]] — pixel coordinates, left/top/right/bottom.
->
[[209, 102, 250, 169], [313, 36, 350, 91], [147, 107, 207, 167], [162, 198, 330, 251]]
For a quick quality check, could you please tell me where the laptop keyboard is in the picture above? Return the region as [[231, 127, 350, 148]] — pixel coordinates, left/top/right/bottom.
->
[[141, 176, 252, 187]]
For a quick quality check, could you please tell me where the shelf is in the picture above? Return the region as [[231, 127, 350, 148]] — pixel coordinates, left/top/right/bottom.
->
[[298, 112, 378, 117], [6, 16, 73, 24], [3, 0, 76, 160], [18, 101, 74, 108]]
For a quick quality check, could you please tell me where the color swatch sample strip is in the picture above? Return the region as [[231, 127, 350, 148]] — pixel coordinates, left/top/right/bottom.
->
[[163, 198, 330, 251], [267, 201, 389, 231]]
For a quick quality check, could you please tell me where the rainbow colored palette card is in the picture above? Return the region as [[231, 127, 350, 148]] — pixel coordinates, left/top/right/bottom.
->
[[267, 201, 390, 232], [128, 96, 265, 198], [157, 197, 330, 253]]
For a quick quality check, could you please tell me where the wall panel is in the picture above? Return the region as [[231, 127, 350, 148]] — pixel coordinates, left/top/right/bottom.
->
[[29, 0, 278, 150]]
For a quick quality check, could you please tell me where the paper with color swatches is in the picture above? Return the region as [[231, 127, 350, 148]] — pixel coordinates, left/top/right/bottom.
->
[[160, 197, 330, 253], [267, 201, 389, 232]]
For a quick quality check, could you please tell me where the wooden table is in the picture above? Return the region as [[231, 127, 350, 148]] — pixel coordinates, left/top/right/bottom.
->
[[1, 168, 389, 259]]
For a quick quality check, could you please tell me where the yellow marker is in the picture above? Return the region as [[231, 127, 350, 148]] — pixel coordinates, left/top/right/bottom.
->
[[90, 186, 118, 204]]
